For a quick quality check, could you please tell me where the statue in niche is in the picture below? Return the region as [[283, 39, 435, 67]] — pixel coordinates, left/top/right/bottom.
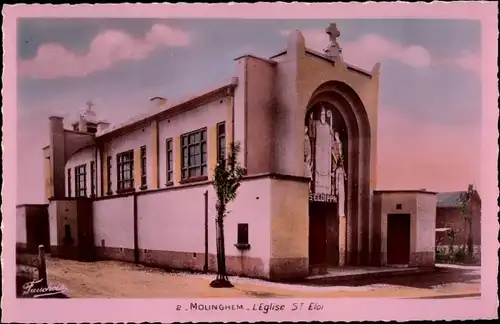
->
[[304, 126, 313, 190], [332, 131, 342, 167], [310, 107, 335, 195], [330, 123, 347, 217], [334, 158, 347, 218]]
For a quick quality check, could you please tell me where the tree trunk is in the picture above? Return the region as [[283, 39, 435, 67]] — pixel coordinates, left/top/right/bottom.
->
[[219, 219, 228, 277], [215, 217, 222, 276], [210, 203, 233, 288], [463, 217, 468, 250], [467, 218, 474, 261]]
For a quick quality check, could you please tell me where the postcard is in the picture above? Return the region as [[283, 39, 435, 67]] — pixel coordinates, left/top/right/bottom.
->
[[2, 2, 498, 322]]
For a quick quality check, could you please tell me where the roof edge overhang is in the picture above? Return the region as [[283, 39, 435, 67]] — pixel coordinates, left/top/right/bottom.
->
[[96, 78, 238, 142]]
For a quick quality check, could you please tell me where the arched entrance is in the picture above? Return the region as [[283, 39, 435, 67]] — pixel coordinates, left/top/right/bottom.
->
[[305, 81, 371, 270], [305, 102, 347, 270]]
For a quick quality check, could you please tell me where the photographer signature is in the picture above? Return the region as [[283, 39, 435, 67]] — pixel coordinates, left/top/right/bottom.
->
[[22, 279, 67, 297]]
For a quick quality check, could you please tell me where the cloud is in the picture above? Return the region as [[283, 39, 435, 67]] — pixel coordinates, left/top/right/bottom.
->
[[376, 108, 480, 192], [344, 34, 431, 69], [18, 24, 192, 79], [449, 52, 481, 75], [281, 29, 480, 75]]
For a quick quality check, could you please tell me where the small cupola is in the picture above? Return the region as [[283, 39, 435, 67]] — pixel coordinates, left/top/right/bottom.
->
[[72, 100, 99, 134]]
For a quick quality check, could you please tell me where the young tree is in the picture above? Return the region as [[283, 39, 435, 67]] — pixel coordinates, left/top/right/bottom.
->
[[458, 184, 475, 262], [209, 142, 245, 288]]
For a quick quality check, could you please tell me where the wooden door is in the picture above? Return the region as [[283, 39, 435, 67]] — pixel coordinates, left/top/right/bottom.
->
[[309, 203, 327, 267], [387, 213, 411, 265]]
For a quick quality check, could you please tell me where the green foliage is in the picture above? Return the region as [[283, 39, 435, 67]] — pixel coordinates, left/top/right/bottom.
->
[[212, 141, 246, 219], [435, 247, 449, 262], [435, 245, 480, 264]]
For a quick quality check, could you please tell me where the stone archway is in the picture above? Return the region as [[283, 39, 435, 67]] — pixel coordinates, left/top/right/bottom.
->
[[305, 81, 372, 267]]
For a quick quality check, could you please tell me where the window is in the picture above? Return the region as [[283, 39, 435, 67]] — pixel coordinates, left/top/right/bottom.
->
[[140, 146, 147, 187], [166, 138, 173, 184], [67, 168, 72, 197], [75, 164, 87, 197], [117, 150, 134, 191], [107, 156, 112, 194], [87, 123, 97, 134], [181, 128, 207, 180], [237, 223, 249, 245], [217, 122, 226, 164], [90, 161, 96, 196]]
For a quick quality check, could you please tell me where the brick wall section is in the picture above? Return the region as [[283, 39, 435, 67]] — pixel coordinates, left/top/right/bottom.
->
[[435, 197, 481, 246]]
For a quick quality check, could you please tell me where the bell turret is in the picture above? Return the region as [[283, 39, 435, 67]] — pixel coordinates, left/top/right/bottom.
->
[[72, 101, 99, 134]]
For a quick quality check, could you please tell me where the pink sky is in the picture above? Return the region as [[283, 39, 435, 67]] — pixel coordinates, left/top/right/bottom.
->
[[12, 12, 487, 204]]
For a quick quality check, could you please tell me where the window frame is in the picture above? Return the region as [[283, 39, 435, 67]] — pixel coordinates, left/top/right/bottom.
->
[[67, 168, 72, 197], [166, 138, 174, 186], [180, 128, 208, 182], [140, 145, 147, 189], [235, 223, 250, 251], [116, 149, 135, 193], [106, 156, 113, 195], [216, 122, 226, 165], [90, 161, 96, 197], [74, 164, 87, 198]]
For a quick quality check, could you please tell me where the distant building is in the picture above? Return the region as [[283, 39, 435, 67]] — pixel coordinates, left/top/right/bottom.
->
[[436, 189, 481, 247]]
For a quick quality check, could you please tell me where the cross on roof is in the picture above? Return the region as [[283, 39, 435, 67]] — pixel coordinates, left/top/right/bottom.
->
[[325, 23, 340, 42], [86, 100, 94, 110]]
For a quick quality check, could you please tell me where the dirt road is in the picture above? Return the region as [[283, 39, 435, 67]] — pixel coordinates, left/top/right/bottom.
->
[[45, 257, 480, 299]]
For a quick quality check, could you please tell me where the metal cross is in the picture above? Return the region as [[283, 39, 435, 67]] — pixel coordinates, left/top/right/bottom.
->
[[86, 100, 94, 110], [325, 23, 340, 42]]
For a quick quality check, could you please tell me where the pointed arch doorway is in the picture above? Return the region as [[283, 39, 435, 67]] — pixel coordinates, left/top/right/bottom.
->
[[306, 101, 347, 272], [304, 80, 372, 271]]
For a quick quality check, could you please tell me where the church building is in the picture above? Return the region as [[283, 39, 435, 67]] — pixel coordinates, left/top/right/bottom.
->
[[37, 23, 437, 281]]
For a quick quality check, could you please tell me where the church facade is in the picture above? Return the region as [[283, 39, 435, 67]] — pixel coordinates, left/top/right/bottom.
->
[[36, 24, 437, 281]]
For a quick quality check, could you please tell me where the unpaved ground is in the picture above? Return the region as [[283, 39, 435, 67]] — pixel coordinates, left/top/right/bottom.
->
[[45, 257, 480, 299]]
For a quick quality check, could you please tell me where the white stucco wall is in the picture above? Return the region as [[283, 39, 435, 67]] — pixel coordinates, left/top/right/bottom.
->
[[157, 98, 227, 185], [416, 193, 437, 253], [65, 147, 95, 197], [137, 184, 210, 253], [16, 206, 27, 244], [106, 124, 153, 193], [233, 59, 247, 167], [273, 53, 302, 176], [48, 200, 78, 246], [136, 178, 272, 261], [215, 177, 272, 260], [48, 201, 58, 246], [93, 196, 135, 249]]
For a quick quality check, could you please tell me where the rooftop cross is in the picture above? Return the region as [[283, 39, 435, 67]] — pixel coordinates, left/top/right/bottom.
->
[[325, 23, 340, 43], [86, 100, 94, 110]]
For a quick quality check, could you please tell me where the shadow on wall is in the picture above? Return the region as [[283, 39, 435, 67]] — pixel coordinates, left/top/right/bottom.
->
[[17, 204, 51, 255]]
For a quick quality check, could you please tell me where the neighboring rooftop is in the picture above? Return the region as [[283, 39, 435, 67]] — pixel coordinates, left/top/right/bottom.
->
[[374, 189, 437, 195], [437, 191, 467, 208]]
